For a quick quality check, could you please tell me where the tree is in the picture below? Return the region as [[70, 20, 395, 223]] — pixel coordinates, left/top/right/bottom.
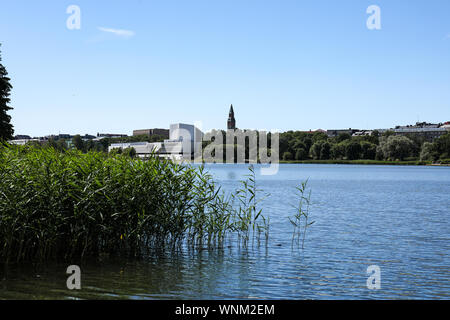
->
[[98, 138, 109, 152], [331, 142, 346, 159], [382, 130, 395, 138], [434, 133, 450, 159], [360, 141, 377, 160], [320, 141, 331, 160], [0, 45, 14, 140], [420, 142, 438, 161], [345, 141, 362, 160], [109, 147, 123, 156], [72, 135, 85, 151], [295, 148, 308, 160], [282, 151, 293, 161], [85, 139, 95, 152], [54, 138, 68, 151], [292, 140, 307, 153], [279, 134, 291, 156], [312, 131, 328, 143], [378, 135, 414, 161], [310, 141, 323, 160], [336, 133, 351, 143], [47, 138, 59, 150], [123, 147, 137, 158]]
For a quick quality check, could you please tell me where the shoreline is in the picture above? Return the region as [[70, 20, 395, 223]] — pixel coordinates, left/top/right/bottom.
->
[[279, 160, 450, 166], [191, 160, 450, 166]]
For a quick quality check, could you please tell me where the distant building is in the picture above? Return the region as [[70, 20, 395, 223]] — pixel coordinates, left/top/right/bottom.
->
[[393, 122, 448, 141], [45, 134, 72, 141], [352, 130, 373, 137], [132, 128, 169, 139], [297, 129, 326, 134], [8, 138, 41, 145], [227, 104, 236, 130], [325, 122, 448, 141], [109, 123, 203, 160], [81, 134, 96, 140], [395, 122, 440, 130], [394, 127, 447, 140], [97, 133, 128, 139], [14, 135, 32, 140], [326, 128, 360, 137]]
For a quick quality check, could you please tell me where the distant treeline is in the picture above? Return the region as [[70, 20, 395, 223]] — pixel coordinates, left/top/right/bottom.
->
[[201, 129, 450, 163], [20, 130, 450, 163], [277, 130, 450, 162]]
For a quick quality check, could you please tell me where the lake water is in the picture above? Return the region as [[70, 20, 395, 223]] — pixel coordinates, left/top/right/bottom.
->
[[1, 164, 449, 299]]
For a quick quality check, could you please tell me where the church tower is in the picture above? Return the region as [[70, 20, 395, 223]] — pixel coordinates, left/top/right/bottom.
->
[[227, 104, 236, 130]]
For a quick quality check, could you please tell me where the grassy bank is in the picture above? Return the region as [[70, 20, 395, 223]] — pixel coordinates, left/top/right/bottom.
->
[[0, 144, 271, 263], [280, 159, 434, 166]]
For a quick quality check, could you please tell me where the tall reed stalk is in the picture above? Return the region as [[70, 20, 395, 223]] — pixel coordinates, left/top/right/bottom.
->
[[231, 165, 269, 247], [289, 180, 314, 249]]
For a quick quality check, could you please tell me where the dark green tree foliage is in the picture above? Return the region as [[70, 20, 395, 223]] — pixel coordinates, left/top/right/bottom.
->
[[330, 142, 346, 159], [320, 141, 331, 160], [218, 128, 446, 162], [312, 131, 328, 143], [345, 141, 362, 160], [420, 142, 438, 161], [309, 141, 322, 160], [310, 140, 331, 160], [336, 133, 351, 143], [0, 46, 14, 140], [378, 135, 414, 161], [72, 135, 85, 151], [282, 151, 293, 161], [295, 148, 308, 160], [360, 141, 377, 160], [122, 147, 137, 158], [434, 133, 450, 159], [47, 138, 68, 152]]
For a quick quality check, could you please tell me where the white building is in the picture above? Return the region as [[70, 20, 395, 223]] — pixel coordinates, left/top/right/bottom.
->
[[8, 139, 41, 145], [109, 123, 203, 160]]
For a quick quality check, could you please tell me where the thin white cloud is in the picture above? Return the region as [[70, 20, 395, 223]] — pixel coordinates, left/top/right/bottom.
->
[[97, 27, 135, 38]]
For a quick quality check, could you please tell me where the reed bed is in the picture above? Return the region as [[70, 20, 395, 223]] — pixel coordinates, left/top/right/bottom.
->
[[0, 144, 268, 263]]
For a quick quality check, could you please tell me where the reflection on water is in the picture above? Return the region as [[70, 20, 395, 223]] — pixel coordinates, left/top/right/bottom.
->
[[1, 164, 449, 299]]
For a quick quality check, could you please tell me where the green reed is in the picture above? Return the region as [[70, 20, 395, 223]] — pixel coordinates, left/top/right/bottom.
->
[[0, 144, 272, 262], [231, 165, 270, 247], [289, 180, 314, 249]]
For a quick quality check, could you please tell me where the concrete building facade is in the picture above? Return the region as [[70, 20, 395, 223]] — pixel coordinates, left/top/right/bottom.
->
[[109, 123, 203, 160], [132, 128, 169, 139]]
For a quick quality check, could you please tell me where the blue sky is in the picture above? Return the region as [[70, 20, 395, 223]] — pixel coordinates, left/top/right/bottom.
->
[[1, 0, 449, 136]]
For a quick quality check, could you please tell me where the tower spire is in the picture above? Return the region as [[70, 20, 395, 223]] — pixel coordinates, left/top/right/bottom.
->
[[227, 104, 236, 130]]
